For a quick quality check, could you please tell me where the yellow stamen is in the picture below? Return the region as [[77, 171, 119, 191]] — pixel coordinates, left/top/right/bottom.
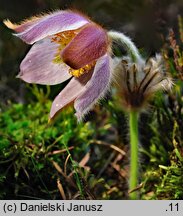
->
[[51, 30, 78, 45], [51, 30, 78, 64], [69, 63, 94, 77], [51, 30, 95, 77]]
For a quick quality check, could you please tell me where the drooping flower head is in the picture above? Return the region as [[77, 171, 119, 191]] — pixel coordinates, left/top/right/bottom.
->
[[4, 10, 112, 121]]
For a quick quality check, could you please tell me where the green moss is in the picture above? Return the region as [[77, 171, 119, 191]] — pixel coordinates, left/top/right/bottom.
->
[[0, 92, 95, 199]]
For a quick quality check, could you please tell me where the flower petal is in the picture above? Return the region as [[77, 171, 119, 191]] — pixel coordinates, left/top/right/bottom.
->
[[12, 10, 90, 44], [4, 17, 41, 33], [74, 53, 111, 121], [18, 38, 71, 85], [61, 23, 109, 69], [50, 72, 92, 119]]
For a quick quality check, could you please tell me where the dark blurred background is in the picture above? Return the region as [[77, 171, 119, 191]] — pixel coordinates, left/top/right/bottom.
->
[[0, 0, 183, 104]]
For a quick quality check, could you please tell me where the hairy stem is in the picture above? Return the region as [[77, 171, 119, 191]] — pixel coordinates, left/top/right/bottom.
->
[[129, 111, 139, 199], [107, 31, 143, 64]]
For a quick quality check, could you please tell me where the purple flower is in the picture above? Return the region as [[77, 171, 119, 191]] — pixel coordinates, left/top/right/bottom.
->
[[4, 10, 112, 121]]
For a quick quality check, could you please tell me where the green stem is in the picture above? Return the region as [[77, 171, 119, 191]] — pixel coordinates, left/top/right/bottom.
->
[[107, 31, 143, 63], [63, 142, 84, 199], [129, 111, 139, 199]]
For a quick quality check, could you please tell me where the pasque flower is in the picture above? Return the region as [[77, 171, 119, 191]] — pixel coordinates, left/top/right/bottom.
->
[[112, 54, 172, 199], [4, 10, 173, 199], [113, 54, 173, 111], [4, 10, 112, 121]]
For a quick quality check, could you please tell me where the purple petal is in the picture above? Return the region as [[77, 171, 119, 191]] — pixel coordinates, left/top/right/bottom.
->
[[74, 54, 111, 121], [4, 18, 41, 33], [14, 10, 90, 44], [50, 72, 92, 119], [61, 23, 109, 69], [18, 38, 71, 85]]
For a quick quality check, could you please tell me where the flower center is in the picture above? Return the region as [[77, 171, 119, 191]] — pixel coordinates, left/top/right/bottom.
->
[[69, 63, 94, 77], [51, 30, 95, 77], [51, 30, 78, 64]]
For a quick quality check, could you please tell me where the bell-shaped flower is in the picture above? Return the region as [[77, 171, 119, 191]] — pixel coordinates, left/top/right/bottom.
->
[[4, 10, 112, 121]]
